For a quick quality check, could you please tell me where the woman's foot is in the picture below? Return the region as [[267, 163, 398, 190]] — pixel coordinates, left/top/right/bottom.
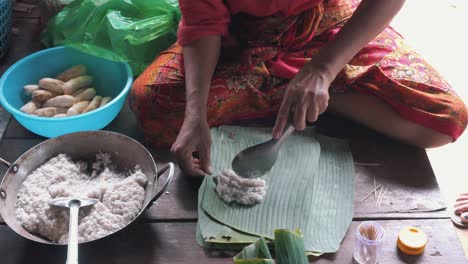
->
[[452, 193, 468, 228]]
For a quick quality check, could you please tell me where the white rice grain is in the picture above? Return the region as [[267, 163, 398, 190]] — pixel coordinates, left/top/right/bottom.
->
[[215, 169, 267, 205]]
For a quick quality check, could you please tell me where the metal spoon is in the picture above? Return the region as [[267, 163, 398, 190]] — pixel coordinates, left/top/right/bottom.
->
[[49, 197, 99, 264], [232, 118, 295, 178]]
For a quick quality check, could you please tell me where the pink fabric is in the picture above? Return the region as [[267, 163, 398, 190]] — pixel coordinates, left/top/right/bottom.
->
[[177, 0, 323, 46]]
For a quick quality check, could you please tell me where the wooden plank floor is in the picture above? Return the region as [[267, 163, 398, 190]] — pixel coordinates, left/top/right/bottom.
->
[[0, 106, 449, 223], [0, 219, 464, 264]]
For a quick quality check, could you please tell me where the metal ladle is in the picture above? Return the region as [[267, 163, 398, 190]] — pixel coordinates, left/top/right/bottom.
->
[[232, 118, 295, 178], [49, 197, 99, 264]]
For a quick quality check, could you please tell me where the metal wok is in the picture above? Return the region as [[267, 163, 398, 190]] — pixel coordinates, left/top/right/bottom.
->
[[0, 131, 174, 245]]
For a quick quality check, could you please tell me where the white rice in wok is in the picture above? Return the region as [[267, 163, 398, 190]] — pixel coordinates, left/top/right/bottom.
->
[[15, 153, 147, 243]]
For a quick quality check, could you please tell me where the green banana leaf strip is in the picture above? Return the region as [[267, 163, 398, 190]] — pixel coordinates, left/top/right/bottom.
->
[[274, 229, 309, 264], [307, 251, 324, 257]]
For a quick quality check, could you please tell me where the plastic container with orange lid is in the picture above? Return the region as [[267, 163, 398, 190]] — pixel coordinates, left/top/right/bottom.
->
[[397, 226, 428, 256], [354, 221, 385, 264]]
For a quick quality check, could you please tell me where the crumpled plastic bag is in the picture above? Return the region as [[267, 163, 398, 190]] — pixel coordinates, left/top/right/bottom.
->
[[42, 0, 181, 75]]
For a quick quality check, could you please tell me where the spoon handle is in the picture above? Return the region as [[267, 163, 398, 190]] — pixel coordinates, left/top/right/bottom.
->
[[276, 117, 295, 146], [67, 202, 80, 264]]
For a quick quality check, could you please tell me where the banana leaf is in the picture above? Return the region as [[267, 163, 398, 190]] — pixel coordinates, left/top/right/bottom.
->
[[197, 178, 259, 245], [199, 126, 354, 253], [197, 179, 324, 256], [274, 229, 308, 264], [203, 126, 321, 240]]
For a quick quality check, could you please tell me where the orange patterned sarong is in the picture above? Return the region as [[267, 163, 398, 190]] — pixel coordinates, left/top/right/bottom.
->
[[130, 0, 468, 147]]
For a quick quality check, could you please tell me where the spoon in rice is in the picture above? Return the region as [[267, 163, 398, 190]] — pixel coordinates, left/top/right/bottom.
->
[[49, 197, 99, 264]]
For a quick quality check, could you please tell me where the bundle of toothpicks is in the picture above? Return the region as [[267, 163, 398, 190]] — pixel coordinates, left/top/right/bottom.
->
[[359, 176, 389, 207]]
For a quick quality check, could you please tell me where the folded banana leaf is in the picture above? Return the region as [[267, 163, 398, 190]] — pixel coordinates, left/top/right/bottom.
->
[[274, 229, 308, 264], [232, 229, 310, 264], [198, 126, 354, 253]]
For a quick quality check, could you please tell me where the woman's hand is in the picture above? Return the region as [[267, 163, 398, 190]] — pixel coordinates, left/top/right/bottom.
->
[[171, 117, 212, 176], [173, 36, 220, 176], [272, 64, 334, 138], [271, 0, 406, 140]]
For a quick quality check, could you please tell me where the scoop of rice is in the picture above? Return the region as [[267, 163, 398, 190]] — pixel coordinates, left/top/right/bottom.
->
[[215, 169, 267, 205]]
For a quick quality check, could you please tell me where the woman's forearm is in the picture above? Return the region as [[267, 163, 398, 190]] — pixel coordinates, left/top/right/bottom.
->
[[310, 0, 405, 78], [183, 35, 221, 121]]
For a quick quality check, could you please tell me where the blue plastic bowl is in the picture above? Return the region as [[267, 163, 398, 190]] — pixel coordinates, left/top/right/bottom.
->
[[0, 46, 133, 138]]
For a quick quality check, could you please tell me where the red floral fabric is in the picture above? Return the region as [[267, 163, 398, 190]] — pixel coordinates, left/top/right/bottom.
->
[[130, 0, 468, 147]]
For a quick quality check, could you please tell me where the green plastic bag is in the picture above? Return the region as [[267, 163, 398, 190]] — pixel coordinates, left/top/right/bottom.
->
[[42, 0, 181, 76]]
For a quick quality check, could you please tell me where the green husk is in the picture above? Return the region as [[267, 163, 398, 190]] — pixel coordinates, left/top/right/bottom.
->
[[199, 126, 354, 253], [234, 260, 274, 264], [307, 251, 324, 257], [232, 229, 312, 264], [274, 229, 309, 264]]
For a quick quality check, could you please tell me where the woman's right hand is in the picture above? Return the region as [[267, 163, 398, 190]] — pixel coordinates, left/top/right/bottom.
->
[[171, 117, 213, 176]]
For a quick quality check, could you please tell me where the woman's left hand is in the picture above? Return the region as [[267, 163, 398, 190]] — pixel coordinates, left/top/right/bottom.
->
[[272, 64, 334, 139]]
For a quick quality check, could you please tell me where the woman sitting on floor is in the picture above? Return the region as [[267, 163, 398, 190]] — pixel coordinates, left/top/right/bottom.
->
[[129, 0, 468, 218]]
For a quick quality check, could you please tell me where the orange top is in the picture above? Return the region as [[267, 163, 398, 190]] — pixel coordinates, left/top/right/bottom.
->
[[177, 0, 323, 46]]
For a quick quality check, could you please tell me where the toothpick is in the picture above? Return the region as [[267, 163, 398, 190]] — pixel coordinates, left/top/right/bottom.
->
[[376, 185, 384, 206], [377, 187, 389, 207], [376, 188, 382, 206], [360, 185, 382, 203], [355, 163, 382, 166], [354, 173, 360, 183], [373, 177, 377, 201]]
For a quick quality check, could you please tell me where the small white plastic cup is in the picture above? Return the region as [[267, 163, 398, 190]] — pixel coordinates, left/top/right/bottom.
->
[[354, 221, 385, 264]]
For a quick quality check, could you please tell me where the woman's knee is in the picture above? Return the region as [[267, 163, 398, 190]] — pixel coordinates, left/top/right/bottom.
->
[[427, 94, 468, 147], [130, 77, 186, 148], [408, 128, 453, 148], [129, 74, 155, 117], [130, 44, 185, 114], [328, 92, 457, 148], [130, 66, 185, 117], [455, 97, 468, 138]]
